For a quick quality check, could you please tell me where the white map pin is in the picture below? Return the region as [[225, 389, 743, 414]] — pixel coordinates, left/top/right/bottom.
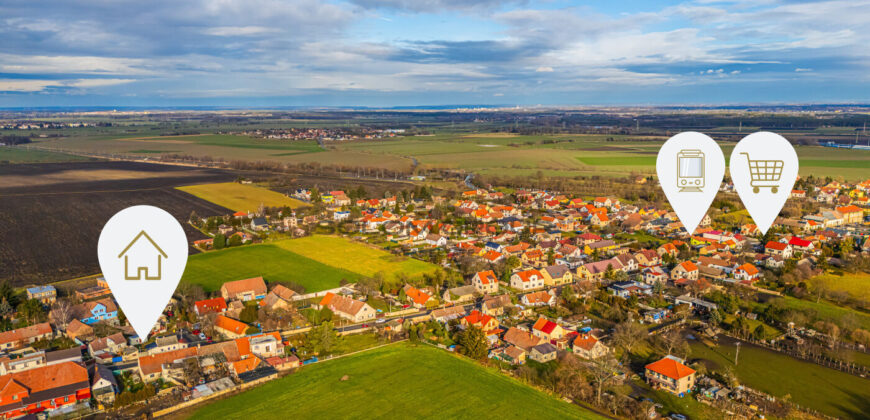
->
[[656, 132, 726, 235], [730, 132, 799, 235], [98, 205, 188, 339]]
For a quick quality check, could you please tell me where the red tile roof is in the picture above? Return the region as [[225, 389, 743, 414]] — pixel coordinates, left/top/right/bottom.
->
[[215, 315, 249, 336], [475, 270, 498, 285], [532, 317, 558, 334], [195, 297, 227, 314], [765, 241, 788, 251], [646, 357, 695, 380]]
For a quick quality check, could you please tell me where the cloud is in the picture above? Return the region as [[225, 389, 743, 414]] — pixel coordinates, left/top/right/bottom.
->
[[0, 78, 135, 92], [535, 66, 554, 73], [348, 0, 525, 12]]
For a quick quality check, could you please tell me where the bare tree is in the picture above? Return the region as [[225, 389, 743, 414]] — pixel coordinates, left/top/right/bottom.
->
[[50, 299, 74, 330], [586, 355, 620, 406], [612, 321, 647, 354]]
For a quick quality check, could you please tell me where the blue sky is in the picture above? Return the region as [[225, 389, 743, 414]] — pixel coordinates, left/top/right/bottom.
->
[[0, 0, 868, 107]]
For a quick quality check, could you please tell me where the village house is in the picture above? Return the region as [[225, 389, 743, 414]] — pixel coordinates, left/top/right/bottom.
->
[[502, 327, 542, 351], [317, 292, 376, 323], [531, 318, 566, 341], [88, 332, 127, 359], [0, 323, 52, 351], [541, 265, 573, 286], [430, 306, 466, 323], [521, 290, 555, 307], [442, 285, 476, 304], [577, 258, 622, 281], [215, 315, 250, 339], [510, 269, 546, 291], [642, 266, 668, 285], [471, 270, 500, 294], [670, 261, 699, 281], [404, 284, 434, 308], [608, 281, 653, 298], [25, 286, 57, 305], [220, 277, 268, 301], [0, 362, 91, 418], [645, 355, 696, 395], [137, 347, 199, 382], [529, 343, 558, 363], [765, 241, 793, 259], [150, 335, 187, 355], [733, 263, 760, 283], [461, 310, 499, 333], [481, 295, 512, 316], [194, 297, 228, 316], [259, 284, 297, 311], [65, 320, 94, 343], [572, 334, 609, 359], [72, 298, 118, 325], [89, 363, 119, 406]]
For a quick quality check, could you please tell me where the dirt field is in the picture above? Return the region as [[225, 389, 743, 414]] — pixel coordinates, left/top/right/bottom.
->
[[0, 161, 235, 285]]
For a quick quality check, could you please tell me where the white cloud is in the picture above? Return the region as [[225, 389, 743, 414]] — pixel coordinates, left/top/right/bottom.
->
[[202, 26, 277, 37], [0, 78, 135, 92], [535, 66, 553, 72]]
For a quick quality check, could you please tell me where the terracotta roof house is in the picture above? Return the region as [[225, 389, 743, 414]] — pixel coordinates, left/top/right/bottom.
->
[[137, 347, 199, 382], [430, 306, 467, 323], [734, 263, 760, 283], [215, 315, 250, 339], [510, 269, 545, 291], [521, 291, 555, 307], [461, 310, 499, 333], [764, 241, 793, 259], [670, 261, 699, 280], [502, 327, 542, 351], [317, 293, 375, 323], [572, 334, 609, 359], [194, 297, 228, 316], [531, 317, 566, 341], [472, 270, 499, 294], [220, 277, 268, 301], [64, 320, 94, 343], [259, 284, 297, 311], [0, 323, 52, 352], [645, 355, 696, 395], [403, 285, 433, 308], [0, 362, 90, 418], [481, 295, 512, 316]]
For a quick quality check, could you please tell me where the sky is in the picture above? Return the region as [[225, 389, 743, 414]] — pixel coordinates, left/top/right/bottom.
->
[[1, 0, 869, 107]]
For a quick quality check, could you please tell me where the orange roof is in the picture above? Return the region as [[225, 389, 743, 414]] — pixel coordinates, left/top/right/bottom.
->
[[475, 270, 498, 285], [0, 361, 87, 399], [737, 263, 759, 275], [573, 334, 599, 351], [515, 269, 543, 283], [678, 261, 698, 272], [765, 241, 788, 251], [646, 357, 696, 380], [836, 205, 861, 213], [404, 285, 431, 306], [221, 276, 267, 297], [482, 250, 504, 262], [138, 347, 198, 375], [232, 356, 261, 374], [0, 322, 51, 346], [215, 315, 249, 336], [195, 297, 227, 314], [463, 310, 495, 330]]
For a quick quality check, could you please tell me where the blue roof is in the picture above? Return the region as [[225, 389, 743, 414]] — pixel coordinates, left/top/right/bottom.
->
[[26, 285, 55, 294]]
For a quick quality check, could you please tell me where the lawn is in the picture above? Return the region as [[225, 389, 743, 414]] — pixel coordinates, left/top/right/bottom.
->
[[689, 338, 870, 418], [274, 236, 439, 281], [770, 296, 870, 331], [189, 343, 605, 420], [181, 244, 361, 293], [177, 182, 307, 212], [815, 271, 870, 302]]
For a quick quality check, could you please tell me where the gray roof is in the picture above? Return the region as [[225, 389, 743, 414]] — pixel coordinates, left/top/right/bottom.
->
[[532, 343, 558, 354], [543, 264, 570, 278]]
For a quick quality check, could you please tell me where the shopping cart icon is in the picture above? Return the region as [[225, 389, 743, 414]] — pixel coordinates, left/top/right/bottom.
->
[[741, 152, 783, 193]]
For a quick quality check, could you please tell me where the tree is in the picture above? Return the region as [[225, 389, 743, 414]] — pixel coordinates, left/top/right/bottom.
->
[[587, 355, 619, 405], [752, 324, 766, 341], [612, 321, 646, 354], [50, 299, 74, 330], [228, 234, 242, 247], [459, 326, 488, 360], [239, 304, 258, 323], [307, 321, 337, 354], [213, 233, 226, 250], [17, 299, 46, 324]]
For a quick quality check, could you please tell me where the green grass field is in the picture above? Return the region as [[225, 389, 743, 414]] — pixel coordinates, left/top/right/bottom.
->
[[275, 236, 439, 281], [181, 244, 362, 293], [815, 272, 870, 301], [689, 339, 870, 418], [770, 296, 870, 330], [0, 147, 89, 163], [177, 182, 307, 212], [189, 343, 605, 420]]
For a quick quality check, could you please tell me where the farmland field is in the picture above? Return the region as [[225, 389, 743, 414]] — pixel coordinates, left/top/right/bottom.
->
[[0, 147, 90, 163], [177, 182, 307, 212], [274, 235, 439, 280], [32, 131, 870, 180], [0, 161, 233, 285], [181, 243, 361, 293], [689, 337, 870, 419], [188, 343, 605, 420], [814, 271, 870, 302]]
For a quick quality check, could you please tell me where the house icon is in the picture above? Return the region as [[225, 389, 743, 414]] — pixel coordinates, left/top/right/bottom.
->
[[118, 230, 168, 280]]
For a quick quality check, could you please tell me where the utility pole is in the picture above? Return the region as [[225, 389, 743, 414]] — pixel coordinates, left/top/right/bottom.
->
[[735, 342, 740, 366]]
